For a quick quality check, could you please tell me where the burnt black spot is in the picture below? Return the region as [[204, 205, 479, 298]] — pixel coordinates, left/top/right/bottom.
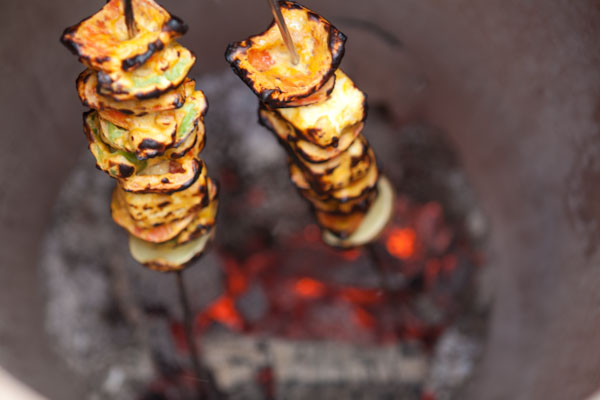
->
[[224, 43, 238, 64], [96, 71, 113, 85], [331, 136, 339, 148], [328, 27, 347, 70], [122, 39, 164, 71], [139, 139, 163, 150], [117, 108, 135, 115], [163, 16, 188, 35], [95, 55, 111, 64], [173, 95, 185, 109], [157, 201, 171, 208], [118, 164, 135, 178], [200, 191, 210, 208], [81, 71, 91, 84], [136, 86, 167, 100], [283, 1, 304, 11], [161, 178, 170, 183], [305, 128, 321, 142], [60, 26, 81, 55], [307, 11, 320, 23]]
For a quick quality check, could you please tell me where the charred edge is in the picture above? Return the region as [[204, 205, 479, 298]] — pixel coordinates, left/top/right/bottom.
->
[[132, 77, 187, 100], [200, 188, 210, 208], [361, 93, 369, 122], [139, 138, 164, 151], [122, 39, 164, 71], [173, 94, 186, 110], [100, 70, 190, 102], [281, 1, 304, 11], [307, 11, 321, 23], [118, 164, 135, 178], [137, 149, 159, 161], [60, 25, 82, 56], [163, 15, 188, 36], [313, 193, 376, 215], [95, 56, 110, 64], [82, 111, 95, 141], [201, 93, 209, 116], [328, 26, 347, 71], [322, 226, 353, 240], [227, 58, 266, 102], [331, 136, 339, 148], [334, 180, 379, 204], [262, 68, 337, 109], [170, 133, 198, 159], [161, 160, 202, 194], [264, 75, 336, 109], [259, 108, 333, 165], [96, 71, 113, 87], [81, 71, 91, 84], [117, 108, 135, 115], [147, 238, 212, 272]]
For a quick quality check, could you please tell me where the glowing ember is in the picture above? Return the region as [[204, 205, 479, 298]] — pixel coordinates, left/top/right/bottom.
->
[[386, 227, 417, 259], [294, 277, 327, 299], [198, 295, 244, 331]]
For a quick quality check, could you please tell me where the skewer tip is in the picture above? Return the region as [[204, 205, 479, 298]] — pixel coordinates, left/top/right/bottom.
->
[[267, 0, 299, 65], [124, 0, 138, 39]]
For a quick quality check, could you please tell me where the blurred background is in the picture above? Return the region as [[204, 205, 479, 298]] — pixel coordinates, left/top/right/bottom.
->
[[2, 0, 600, 399]]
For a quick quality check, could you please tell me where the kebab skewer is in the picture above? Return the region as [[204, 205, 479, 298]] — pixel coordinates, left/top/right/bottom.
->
[[226, 0, 393, 248], [61, 1, 222, 397], [61, 0, 219, 272]]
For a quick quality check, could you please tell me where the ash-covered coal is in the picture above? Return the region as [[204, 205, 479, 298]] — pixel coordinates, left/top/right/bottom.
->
[[40, 70, 486, 400]]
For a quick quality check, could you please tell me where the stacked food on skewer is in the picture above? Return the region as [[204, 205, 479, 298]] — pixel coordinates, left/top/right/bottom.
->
[[226, 1, 393, 248], [61, 0, 219, 272]]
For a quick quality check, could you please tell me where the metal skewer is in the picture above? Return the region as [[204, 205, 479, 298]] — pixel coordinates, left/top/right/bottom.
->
[[124, 0, 138, 38], [176, 270, 223, 400], [121, 2, 219, 398], [266, 0, 299, 65]]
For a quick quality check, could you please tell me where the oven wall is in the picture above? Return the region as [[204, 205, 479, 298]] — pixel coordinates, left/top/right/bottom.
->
[[1, 1, 599, 399]]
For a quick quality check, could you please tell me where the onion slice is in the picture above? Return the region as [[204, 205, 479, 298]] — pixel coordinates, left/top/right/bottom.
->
[[323, 176, 394, 248]]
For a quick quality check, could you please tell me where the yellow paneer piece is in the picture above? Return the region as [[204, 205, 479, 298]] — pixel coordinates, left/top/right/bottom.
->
[[276, 70, 366, 147], [97, 80, 207, 159], [97, 41, 195, 101], [77, 69, 187, 116], [119, 162, 208, 229], [61, 0, 187, 73], [225, 1, 345, 108]]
